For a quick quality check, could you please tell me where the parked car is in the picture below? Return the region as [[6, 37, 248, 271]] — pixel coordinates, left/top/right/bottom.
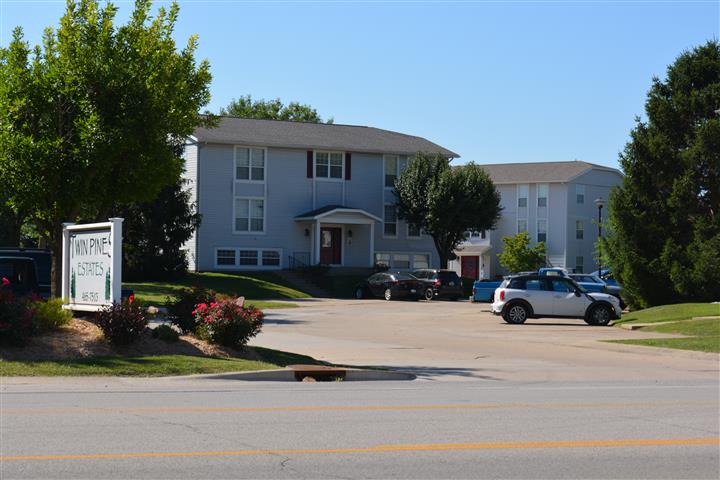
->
[[590, 268, 620, 287], [569, 273, 625, 309], [472, 268, 569, 302], [491, 274, 622, 326], [354, 272, 423, 301], [410, 269, 464, 301]]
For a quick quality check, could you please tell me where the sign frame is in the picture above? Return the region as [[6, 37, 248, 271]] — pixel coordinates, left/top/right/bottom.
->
[[61, 218, 123, 312]]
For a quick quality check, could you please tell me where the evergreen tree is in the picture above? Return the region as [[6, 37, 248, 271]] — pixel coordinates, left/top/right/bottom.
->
[[604, 41, 720, 308]]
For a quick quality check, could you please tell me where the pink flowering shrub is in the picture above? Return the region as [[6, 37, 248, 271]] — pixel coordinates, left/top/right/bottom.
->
[[167, 285, 216, 334], [0, 277, 36, 346], [95, 301, 148, 346], [193, 298, 263, 348]]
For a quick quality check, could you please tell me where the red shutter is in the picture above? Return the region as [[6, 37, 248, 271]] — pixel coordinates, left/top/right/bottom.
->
[[345, 152, 352, 180], [307, 151, 313, 178]]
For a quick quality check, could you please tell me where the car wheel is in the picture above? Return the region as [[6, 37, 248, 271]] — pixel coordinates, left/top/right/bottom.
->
[[384, 288, 393, 301], [503, 303, 528, 324], [589, 304, 612, 326], [354, 287, 364, 299], [423, 288, 434, 301]]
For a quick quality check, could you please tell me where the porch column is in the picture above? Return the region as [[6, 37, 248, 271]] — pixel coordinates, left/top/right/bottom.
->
[[369, 222, 375, 267], [314, 220, 321, 265]]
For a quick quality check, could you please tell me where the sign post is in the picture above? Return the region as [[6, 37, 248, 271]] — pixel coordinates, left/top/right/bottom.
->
[[62, 218, 123, 312]]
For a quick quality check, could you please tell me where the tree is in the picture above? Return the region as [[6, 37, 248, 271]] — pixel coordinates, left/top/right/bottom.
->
[[0, 0, 212, 296], [394, 154, 502, 268], [497, 232, 546, 274], [603, 41, 720, 308], [119, 179, 201, 281], [220, 95, 332, 123]]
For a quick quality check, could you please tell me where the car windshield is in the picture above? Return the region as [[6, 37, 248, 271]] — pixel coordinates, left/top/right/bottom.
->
[[438, 271, 459, 280], [569, 279, 588, 293]]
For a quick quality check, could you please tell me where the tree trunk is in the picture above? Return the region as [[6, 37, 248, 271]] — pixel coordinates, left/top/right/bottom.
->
[[48, 228, 63, 299], [433, 236, 449, 269]]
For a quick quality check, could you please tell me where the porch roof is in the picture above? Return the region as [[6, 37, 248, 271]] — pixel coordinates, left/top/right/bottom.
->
[[295, 205, 382, 224]]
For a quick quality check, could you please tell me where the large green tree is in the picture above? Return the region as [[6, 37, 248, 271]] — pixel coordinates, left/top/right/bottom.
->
[[394, 154, 502, 268], [497, 232, 546, 274], [604, 41, 720, 308], [0, 0, 211, 296], [220, 95, 332, 123]]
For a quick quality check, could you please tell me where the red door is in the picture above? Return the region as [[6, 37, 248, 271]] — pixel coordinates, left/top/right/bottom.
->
[[461, 256, 480, 280], [320, 227, 342, 265]]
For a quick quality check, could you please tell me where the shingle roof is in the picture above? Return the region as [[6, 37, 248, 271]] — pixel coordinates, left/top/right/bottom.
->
[[192, 116, 459, 157], [476, 161, 622, 184]]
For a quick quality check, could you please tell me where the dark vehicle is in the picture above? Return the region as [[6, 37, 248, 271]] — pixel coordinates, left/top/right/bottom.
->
[[411, 269, 463, 301], [0, 248, 52, 299], [354, 272, 423, 301]]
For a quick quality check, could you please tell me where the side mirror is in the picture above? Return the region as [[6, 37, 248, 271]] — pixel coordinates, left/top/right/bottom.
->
[[574, 290, 581, 297]]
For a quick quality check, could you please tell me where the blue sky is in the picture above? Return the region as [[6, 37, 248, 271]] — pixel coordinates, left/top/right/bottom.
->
[[1, 0, 718, 169]]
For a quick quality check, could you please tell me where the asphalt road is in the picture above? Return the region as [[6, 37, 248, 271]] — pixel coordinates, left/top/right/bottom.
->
[[2, 377, 718, 479]]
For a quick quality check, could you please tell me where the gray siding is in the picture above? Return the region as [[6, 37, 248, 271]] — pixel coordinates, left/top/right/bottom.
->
[[194, 144, 440, 270]]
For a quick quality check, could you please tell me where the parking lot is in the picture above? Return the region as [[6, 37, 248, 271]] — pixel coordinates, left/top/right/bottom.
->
[[251, 299, 719, 382]]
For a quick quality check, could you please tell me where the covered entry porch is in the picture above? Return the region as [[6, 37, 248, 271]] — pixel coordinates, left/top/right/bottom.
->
[[294, 206, 382, 267]]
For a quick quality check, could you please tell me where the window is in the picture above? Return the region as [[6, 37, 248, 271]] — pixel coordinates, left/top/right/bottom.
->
[[394, 254, 410, 269], [407, 223, 421, 238], [384, 155, 398, 188], [575, 256, 584, 273], [315, 151, 343, 179], [239, 250, 258, 266], [374, 253, 390, 268], [551, 279, 574, 292], [235, 147, 265, 181], [384, 204, 397, 236], [518, 184, 529, 208], [234, 198, 264, 233], [216, 249, 236, 266], [537, 184, 548, 208], [262, 251, 280, 266], [413, 254, 429, 269], [526, 279, 543, 290], [576, 220, 584, 239], [537, 219, 547, 243], [517, 219, 528, 234], [576, 185, 585, 204]]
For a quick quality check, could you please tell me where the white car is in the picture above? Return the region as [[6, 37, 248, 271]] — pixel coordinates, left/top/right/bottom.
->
[[491, 275, 622, 326]]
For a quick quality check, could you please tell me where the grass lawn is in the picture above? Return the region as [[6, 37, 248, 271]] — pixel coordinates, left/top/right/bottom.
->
[[608, 303, 720, 353], [0, 347, 323, 377], [614, 302, 719, 324], [125, 271, 311, 309]]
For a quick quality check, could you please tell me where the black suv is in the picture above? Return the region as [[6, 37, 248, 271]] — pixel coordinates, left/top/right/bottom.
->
[[411, 269, 464, 301]]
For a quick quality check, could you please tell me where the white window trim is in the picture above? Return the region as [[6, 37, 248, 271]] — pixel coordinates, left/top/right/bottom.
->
[[383, 154, 400, 190], [214, 247, 283, 270], [517, 218, 528, 235], [406, 221, 422, 240], [233, 196, 267, 235], [576, 220, 584, 240], [537, 219, 547, 243], [234, 145, 267, 184], [374, 251, 432, 270], [576, 184, 586, 204], [517, 184, 529, 209], [314, 150, 345, 182], [383, 203, 398, 239]]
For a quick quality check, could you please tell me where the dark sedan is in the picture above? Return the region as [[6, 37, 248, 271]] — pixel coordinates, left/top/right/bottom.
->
[[354, 272, 423, 300], [411, 269, 464, 301]]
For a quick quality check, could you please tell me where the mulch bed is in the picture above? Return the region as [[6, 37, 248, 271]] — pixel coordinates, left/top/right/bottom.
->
[[0, 318, 262, 362]]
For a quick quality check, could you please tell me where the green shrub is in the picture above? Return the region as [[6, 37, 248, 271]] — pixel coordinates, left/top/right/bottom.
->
[[31, 298, 72, 331], [166, 285, 216, 334], [0, 280, 35, 346], [194, 298, 263, 348], [151, 324, 180, 342], [94, 301, 148, 346]]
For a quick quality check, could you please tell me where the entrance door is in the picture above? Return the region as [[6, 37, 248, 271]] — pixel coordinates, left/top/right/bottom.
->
[[461, 256, 480, 280], [320, 227, 342, 265]]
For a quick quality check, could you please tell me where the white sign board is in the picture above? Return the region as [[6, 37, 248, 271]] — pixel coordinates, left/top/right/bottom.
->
[[62, 218, 123, 312]]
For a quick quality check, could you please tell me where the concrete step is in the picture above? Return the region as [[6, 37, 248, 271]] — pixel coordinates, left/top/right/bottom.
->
[[275, 270, 331, 298]]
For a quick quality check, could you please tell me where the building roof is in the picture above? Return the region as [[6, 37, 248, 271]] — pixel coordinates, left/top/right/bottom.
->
[[192, 116, 459, 158], [475, 161, 622, 184], [294, 205, 382, 223]]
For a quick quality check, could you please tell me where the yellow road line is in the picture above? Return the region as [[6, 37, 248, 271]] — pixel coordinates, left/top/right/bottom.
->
[[3, 400, 716, 415], [2, 438, 718, 462]]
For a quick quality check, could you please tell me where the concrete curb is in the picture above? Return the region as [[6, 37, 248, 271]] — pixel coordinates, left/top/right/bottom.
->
[[192, 368, 417, 382]]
